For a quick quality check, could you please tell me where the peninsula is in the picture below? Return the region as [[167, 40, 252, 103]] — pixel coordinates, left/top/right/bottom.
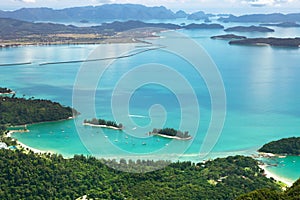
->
[[0, 88, 78, 126], [258, 137, 300, 155], [150, 128, 192, 140], [83, 118, 123, 130]]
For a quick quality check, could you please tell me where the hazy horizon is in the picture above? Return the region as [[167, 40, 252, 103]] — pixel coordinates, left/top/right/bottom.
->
[[1, 0, 300, 15]]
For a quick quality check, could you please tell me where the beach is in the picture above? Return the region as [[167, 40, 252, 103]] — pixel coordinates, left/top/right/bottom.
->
[[83, 123, 122, 130], [7, 130, 53, 155], [259, 164, 294, 187]]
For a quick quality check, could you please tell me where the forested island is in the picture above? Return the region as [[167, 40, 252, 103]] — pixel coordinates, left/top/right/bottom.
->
[[229, 37, 300, 48], [183, 23, 224, 29], [150, 128, 192, 140], [0, 87, 14, 94], [224, 25, 275, 33], [259, 137, 300, 155], [211, 34, 247, 40], [83, 118, 123, 130]]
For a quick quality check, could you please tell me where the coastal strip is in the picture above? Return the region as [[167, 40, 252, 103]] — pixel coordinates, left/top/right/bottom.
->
[[83, 123, 122, 130]]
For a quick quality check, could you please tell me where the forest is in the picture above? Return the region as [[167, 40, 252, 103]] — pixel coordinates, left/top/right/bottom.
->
[[151, 128, 191, 139], [0, 96, 78, 126], [84, 118, 123, 129], [237, 178, 300, 200], [0, 149, 283, 200], [259, 137, 300, 155]]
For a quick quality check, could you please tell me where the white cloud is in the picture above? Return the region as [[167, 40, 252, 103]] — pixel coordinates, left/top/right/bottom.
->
[[242, 0, 297, 7], [15, 0, 36, 3]]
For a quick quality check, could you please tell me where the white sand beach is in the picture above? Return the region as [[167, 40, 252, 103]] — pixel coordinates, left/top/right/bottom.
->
[[259, 164, 294, 187], [83, 123, 122, 130]]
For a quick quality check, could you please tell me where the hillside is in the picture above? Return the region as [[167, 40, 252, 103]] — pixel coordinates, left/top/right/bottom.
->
[[0, 151, 280, 200], [237, 178, 300, 199]]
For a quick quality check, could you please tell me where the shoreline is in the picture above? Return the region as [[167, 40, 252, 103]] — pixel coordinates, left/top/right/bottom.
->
[[83, 122, 122, 130], [151, 133, 192, 140], [258, 164, 293, 187], [6, 131, 53, 155]]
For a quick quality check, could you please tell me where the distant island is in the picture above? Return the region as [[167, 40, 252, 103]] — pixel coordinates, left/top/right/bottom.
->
[[229, 37, 300, 48], [259, 137, 300, 155], [260, 22, 300, 28], [150, 128, 192, 140], [224, 26, 275, 33], [211, 34, 247, 40], [183, 23, 224, 29], [218, 13, 300, 23], [0, 18, 227, 48], [83, 118, 123, 130], [0, 87, 14, 95]]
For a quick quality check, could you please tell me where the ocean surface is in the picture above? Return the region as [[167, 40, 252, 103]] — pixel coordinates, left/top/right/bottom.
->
[[1, 20, 300, 182]]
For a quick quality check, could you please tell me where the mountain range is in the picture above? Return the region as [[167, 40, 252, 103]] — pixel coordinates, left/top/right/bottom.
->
[[0, 4, 210, 22]]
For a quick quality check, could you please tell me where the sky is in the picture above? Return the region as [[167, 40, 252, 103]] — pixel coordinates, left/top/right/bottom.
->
[[1, 0, 300, 14]]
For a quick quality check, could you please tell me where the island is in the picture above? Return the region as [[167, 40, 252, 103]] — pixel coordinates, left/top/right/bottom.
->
[[260, 22, 300, 28], [218, 13, 300, 23], [229, 37, 300, 48], [83, 118, 123, 130], [258, 137, 300, 155], [0, 87, 14, 95], [211, 34, 247, 40], [183, 23, 224, 29], [224, 26, 275, 33], [149, 128, 192, 140]]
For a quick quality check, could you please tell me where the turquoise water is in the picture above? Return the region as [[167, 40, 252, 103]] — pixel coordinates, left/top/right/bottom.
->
[[1, 23, 300, 181]]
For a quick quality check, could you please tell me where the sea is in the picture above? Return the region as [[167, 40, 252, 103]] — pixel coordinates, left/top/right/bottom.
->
[[1, 19, 300, 182]]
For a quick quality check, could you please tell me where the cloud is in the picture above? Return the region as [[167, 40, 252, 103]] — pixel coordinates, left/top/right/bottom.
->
[[242, 0, 296, 7], [15, 0, 36, 3]]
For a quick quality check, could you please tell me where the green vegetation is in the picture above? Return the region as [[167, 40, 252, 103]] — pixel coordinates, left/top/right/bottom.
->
[[151, 128, 191, 139], [0, 150, 280, 200], [0, 87, 13, 94], [237, 179, 300, 200], [0, 96, 78, 126], [259, 137, 300, 155], [224, 26, 275, 33], [229, 38, 300, 48], [84, 118, 123, 129]]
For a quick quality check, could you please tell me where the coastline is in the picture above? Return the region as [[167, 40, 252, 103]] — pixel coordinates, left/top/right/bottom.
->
[[7, 131, 53, 155], [83, 122, 122, 130], [258, 164, 293, 187]]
